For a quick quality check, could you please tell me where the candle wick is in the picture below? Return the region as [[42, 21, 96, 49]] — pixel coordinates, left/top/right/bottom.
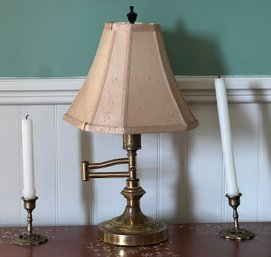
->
[[26, 115, 29, 119]]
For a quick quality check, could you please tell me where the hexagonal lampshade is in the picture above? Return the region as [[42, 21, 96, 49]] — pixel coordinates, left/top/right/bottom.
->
[[64, 22, 198, 134]]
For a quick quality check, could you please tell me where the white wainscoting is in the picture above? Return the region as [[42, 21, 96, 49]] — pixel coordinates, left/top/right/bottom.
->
[[0, 76, 271, 227]]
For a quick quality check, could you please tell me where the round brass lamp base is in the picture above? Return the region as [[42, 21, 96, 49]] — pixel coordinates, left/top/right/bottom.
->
[[98, 217, 168, 246]]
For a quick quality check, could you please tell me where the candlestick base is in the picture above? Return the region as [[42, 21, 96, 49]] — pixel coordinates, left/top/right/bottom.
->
[[13, 232, 48, 246], [13, 196, 48, 246], [220, 227, 255, 240], [220, 193, 255, 240]]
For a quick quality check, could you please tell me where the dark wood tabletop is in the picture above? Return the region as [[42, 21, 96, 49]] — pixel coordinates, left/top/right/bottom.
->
[[0, 223, 270, 257]]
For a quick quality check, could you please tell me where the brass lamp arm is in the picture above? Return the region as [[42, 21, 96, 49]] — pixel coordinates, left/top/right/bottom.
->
[[89, 158, 128, 169], [82, 158, 129, 181]]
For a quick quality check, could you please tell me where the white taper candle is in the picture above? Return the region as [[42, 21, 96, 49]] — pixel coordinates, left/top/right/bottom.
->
[[215, 78, 239, 196], [22, 116, 36, 199]]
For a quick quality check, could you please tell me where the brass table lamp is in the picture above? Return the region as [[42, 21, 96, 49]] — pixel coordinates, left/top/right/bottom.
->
[[64, 7, 198, 246]]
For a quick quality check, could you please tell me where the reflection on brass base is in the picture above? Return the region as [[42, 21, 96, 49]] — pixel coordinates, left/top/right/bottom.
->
[[220, 227, 255, 240], [13, 233, 48, 246], [98, 217, 168, 246]]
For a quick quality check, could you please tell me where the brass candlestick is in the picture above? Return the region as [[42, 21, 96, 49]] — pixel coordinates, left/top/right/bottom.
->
[[13, 196, 48, 246], [220, 193, 255, 240]]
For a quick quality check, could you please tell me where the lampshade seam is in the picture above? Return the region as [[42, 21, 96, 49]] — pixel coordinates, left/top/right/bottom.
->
[[123, 29, 132, 132], [91, 30, 117, 126]]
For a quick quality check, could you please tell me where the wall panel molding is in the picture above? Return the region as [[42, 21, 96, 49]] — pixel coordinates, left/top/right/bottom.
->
[[178, 76, 271, 103], [0, 76, 271, 105], [0, 78, 82, 105]]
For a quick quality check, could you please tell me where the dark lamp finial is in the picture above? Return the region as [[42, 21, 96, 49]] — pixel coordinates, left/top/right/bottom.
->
[[127, 6, 137, 24]]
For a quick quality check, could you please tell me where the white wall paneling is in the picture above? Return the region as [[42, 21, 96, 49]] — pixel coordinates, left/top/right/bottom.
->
[[0, 106, 21, 226], [0, 76, 271, 226]]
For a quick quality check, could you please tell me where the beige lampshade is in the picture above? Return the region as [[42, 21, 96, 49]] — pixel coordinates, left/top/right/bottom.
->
[[64, 22, 198, 134]]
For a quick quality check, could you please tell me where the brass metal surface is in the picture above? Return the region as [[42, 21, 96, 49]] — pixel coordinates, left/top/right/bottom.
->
[[13, 233, 48, 246], [123, 134, 141, 151], [89, 171, 130, 179], [82, 134, 168, 246], [220, 193, 255, 240], [97, 176, 168, 246], [82, 159, 129, 180], [219, 227, 255, 240], [89, 158, 129, 169], [98, 217, 168, 246], [23, 196, 37, 211], [82, 161, 90, 181]]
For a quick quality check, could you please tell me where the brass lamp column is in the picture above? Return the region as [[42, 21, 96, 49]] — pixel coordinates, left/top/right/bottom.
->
[[81, 134, 168, 245], [64, 6, 198, 246], [84, 134, 167, 246]]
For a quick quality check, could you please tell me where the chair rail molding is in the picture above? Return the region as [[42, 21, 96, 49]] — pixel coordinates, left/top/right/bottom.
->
[[0, 76, 271, 105]]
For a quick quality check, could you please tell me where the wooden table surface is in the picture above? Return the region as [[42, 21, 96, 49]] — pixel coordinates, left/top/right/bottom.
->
[[0, 223, 270, 257]]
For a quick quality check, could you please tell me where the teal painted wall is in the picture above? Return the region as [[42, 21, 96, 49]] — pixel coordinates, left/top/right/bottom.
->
[[1, 0, 270, 77]]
